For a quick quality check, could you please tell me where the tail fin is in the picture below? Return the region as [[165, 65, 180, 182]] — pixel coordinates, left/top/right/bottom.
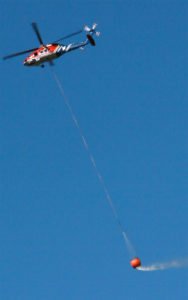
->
[[84, 23, 100, 46]]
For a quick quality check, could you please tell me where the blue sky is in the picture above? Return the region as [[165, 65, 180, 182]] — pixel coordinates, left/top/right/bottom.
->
[[1, 1, 187, 299]]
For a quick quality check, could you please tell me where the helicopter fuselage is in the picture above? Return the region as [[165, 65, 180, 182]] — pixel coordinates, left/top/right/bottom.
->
[[23, 43, 72, 66]]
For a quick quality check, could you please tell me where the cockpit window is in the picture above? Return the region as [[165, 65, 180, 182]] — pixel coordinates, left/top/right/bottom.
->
[[34, 52, 37, 56]]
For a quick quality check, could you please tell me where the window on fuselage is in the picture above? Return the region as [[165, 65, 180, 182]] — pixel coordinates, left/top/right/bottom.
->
[[34, 52, 37, 56]]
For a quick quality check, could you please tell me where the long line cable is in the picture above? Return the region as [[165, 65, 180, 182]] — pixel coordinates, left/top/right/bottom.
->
[[52, 69, 136, 258]]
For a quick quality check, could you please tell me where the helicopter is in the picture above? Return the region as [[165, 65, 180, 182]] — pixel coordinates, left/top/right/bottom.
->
[[3, 22, 100, 68]]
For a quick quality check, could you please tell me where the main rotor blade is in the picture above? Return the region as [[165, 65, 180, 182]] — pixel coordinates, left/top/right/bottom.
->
[[31, 22, 44, 45], [3, 48, 39, 60], [52, 30, 82, 43]]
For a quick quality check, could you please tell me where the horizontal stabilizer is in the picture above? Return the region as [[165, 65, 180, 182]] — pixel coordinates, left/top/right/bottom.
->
[[87, 34, 96, 46]]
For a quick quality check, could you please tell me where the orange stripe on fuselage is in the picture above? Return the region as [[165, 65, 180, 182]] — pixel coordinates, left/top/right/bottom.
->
[[25, 44, 59, 61]]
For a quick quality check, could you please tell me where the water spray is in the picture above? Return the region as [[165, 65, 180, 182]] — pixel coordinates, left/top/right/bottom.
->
[[136, 258, 188, 271]]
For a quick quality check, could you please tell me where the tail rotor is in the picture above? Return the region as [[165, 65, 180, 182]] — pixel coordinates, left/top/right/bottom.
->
[[84, 23, 100, 36], [84, 23, 100, 46]]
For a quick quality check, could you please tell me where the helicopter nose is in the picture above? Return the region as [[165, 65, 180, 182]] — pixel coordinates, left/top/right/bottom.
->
[[23, 60, 29, 66]]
